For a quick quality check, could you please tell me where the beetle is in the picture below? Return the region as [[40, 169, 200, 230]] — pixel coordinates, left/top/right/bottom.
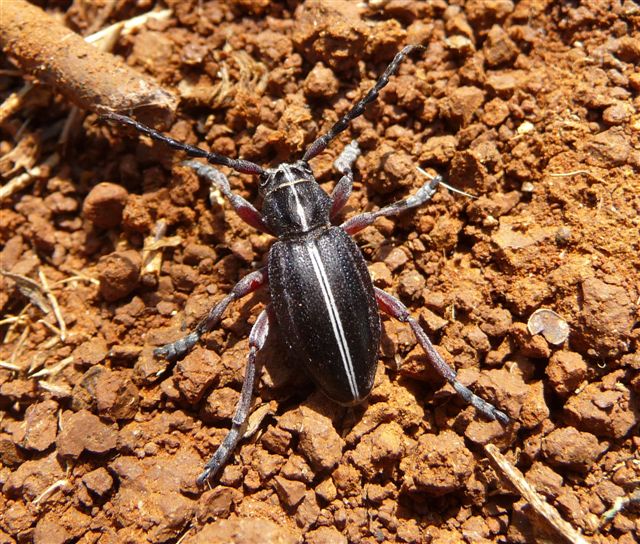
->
[[104, 44, 509, 486]]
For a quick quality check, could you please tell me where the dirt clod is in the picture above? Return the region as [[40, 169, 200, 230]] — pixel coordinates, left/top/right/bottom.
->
[[483, 24, 518, 67], [97, 249, 142, 302], [289, 406, 345, 472], [351, 421, 406, 478], [56, 409, 117, 458], [564, 371, 639, 439], [71, 336, 109, 367], [303, 63, 339, 99], [439, 86, 485, 126], [197, 487, 241, 521], [95, 369, 140, 420], [305, 526, 348, 544], [546, 350, 587, 398], [541, 427, 608, 472], [525, 461, 563, 500], [109, 447, 201, 542], [81, 466, 114, 498], [174, 346, 220, 404], [0, 434, 25, 467], [401, 430, 474, 496], [13, 399, 57, 452], [82, 182, 129, 229], [576, 277, 635, 359], [184, 518, 300, 544], [33, 517, 69, 544], [274, 475, 307, 509]]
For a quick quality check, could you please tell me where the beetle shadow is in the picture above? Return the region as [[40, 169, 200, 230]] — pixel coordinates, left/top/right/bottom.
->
[[258, 320, 316, 406], [255, 311, 359, 427], [227, 289, 316, 407]]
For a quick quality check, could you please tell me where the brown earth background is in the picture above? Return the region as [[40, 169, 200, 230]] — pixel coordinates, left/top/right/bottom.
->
[[1, 0, 639, 543]]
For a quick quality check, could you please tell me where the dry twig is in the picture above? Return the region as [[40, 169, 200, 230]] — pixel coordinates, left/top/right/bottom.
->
[[86, 8, 172, 47], [0, 82, 34, 124], [141, 220, 182, 282], [0, 360, 22, 372], [601, 489, 640, 525], [243, 402, 276, 439], [0, 129, 40, 176], [484, 444, 590, 544], [548, 169, 604, 183], [0, 0, 176, 117]]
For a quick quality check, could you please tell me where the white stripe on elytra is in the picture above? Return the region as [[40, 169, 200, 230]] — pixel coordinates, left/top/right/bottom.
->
[[307, 241, 359, 399]]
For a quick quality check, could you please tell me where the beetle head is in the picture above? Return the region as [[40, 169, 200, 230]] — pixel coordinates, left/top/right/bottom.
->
[[260, 161, 332, 237]]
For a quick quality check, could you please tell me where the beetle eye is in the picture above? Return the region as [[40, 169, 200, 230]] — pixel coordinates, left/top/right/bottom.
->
[[259, 173, 270, 187]]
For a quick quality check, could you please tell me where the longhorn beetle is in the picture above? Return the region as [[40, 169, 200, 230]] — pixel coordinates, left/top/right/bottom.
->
[[104, 44, 509, 486]]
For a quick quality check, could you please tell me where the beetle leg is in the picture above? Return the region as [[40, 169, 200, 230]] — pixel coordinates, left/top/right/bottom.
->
[[155, 268, 268, 361], [330, 140, 360, 219], [183, 160, 272, 235], [341, 173, 442, 236], [303, 44, 425, 161], [374, 287, 509, 425], [102, 112, 265, 175], [197, 305, 271, 486]]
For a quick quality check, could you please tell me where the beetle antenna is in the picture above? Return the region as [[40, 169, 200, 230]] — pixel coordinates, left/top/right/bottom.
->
[[416, 166, 477, 199], [102, 112, 265, 176], [303, 44, 425, 162]]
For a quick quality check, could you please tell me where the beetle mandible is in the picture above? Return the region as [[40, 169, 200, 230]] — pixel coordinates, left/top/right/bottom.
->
[[104, 44, 509, 486]]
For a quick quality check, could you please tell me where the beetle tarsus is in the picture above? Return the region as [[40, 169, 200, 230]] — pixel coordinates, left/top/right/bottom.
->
[[334, 140, 360, 174], [154, 331, 199, 361], [405, 173, 442, 207], [452, 381, 510, 425]]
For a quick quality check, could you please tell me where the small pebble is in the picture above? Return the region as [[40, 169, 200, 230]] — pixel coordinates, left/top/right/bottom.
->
[[527, 308, 570, 345], [555, 225, 572, 245], [603, 102, 631, 125], [541, 427, 607, 472], [82, 467, 114, 498], [546, 350, 587, 397], [274, 475, 307, 508], [97, 249, 141, 302], [95, 369, 140, 420], [83, 182, 129, 228], [303, 63, 339, 98], [383, 247, 408, 272], [521, 181, 535, 193]]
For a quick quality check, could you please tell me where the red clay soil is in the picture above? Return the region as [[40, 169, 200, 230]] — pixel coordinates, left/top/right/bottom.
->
[[1, 1, 639, 543]]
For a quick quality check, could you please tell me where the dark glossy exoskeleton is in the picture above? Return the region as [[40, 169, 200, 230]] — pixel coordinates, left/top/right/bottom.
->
[[259, 160, 380, 405], [103, 45, 508, 486]]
